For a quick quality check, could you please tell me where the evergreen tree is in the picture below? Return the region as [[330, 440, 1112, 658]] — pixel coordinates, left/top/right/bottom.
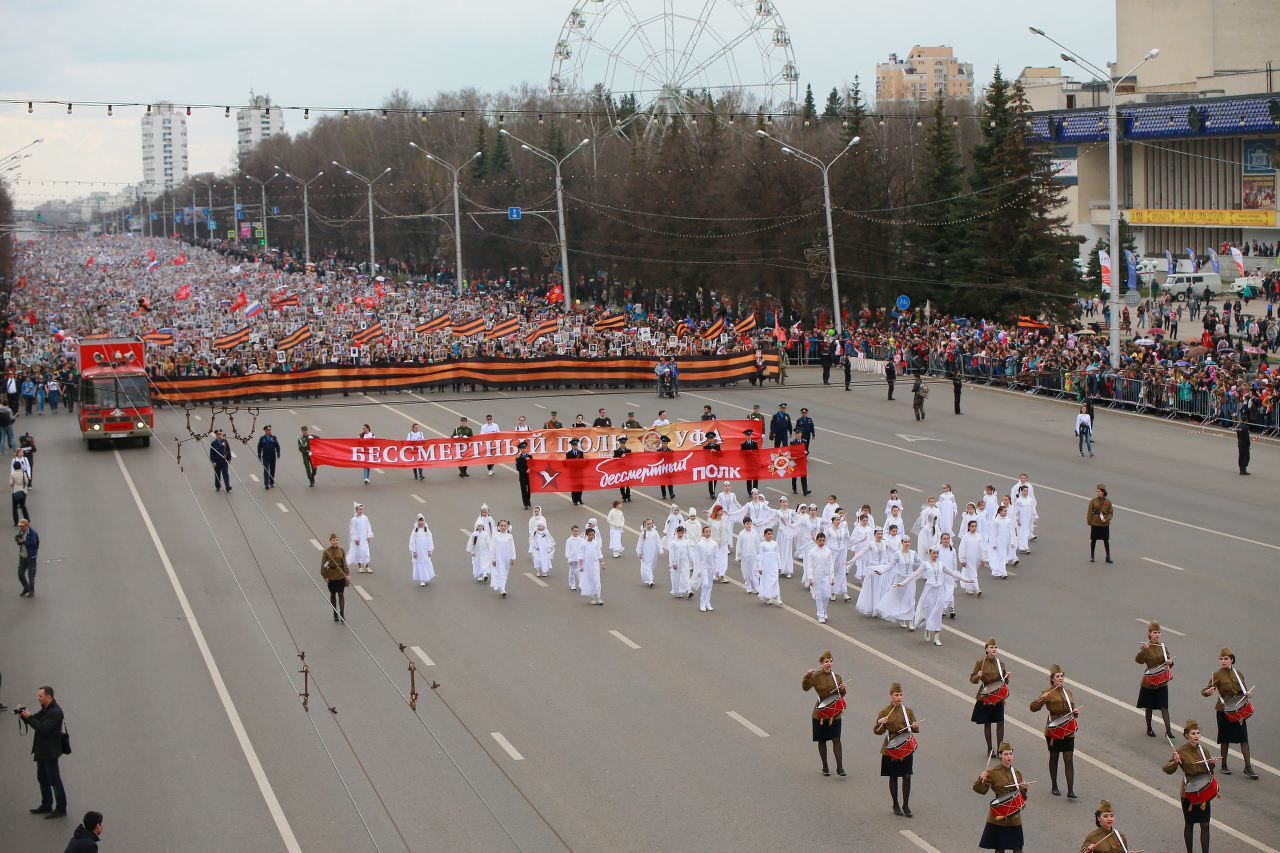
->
[[823, 87, 843, 118], [908, 97, 967, 309], [472, 126, 489, 181], [843, 75, 868, 139], [1083, 218, 1137, 287], [543, 121, 568, 158], [802, 84, 817, 125]]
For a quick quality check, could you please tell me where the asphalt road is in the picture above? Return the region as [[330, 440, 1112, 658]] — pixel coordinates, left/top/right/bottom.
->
[[2, 367, 1275, 853]]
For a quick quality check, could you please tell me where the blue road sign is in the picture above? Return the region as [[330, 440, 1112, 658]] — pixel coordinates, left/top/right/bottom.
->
[[150, 213, 158, 221], [507, 207, 522, 221], [236, 210, 244, 220], [895, 295, 911, 311], [271, 206, 280, 215]]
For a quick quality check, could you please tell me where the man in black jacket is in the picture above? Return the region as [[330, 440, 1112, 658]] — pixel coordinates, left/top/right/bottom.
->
[[256, 425, 281, 489], [22, 685, 67, 818], [514, 442, 533, 509], [209, 430, 232, 492], [567, 439, 585, 506], [63, 811, 103, 852], [769, 403, 792, 448]]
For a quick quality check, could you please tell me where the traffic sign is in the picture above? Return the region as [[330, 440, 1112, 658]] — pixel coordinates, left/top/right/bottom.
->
[[895, 295, 911, 311], [507, 207, 522, 221], [227, 230, 235, 239], [271, 206, 280, 215], [254, 229, 263, 238]]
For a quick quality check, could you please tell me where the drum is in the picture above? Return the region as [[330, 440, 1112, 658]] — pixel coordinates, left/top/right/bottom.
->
[[815, 690, 847, 721], [1046, 713, 1079, 740], [1183, 773, 1219, 805], [989, 789, 1026, 821], [885, 731, 918, 760], [1223, 694, 1254, 724], [1142, 663, 1172, 689], [979, 680, 1009, 706]]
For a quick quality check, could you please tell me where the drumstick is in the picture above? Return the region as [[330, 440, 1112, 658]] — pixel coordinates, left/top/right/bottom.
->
[[1002, 779, 1037, 787], [893, 720, 924, 734]]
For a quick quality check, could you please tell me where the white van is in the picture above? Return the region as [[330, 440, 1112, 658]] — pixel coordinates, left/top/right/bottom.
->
[[1161, 272, 1224, 300]]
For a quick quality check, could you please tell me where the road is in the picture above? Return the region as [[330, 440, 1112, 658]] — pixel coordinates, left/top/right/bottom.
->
[[2, 367, 1275, 852]]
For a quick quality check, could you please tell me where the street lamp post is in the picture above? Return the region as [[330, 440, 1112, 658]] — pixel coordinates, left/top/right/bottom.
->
[[1030, 27, 1158, 369], [499, 129, 591, 311], [333, 161, 391, 276], [277, 167, 324, 266], [756, 130, 860, 335], [244, 172, 282, 252], [410, 143, 481, 298]]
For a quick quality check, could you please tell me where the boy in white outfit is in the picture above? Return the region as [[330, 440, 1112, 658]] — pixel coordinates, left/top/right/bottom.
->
[[734, 517, 761, 594], [563, 525, 584, 591]]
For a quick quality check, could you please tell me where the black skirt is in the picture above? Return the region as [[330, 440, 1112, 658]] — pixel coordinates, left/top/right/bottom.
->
[[971, 699, 1005, 724], [881, 753, 914, 777], [979, 822, 1024, 850], [326, 578, 347, 595], [1215, 708, 1248, 744], [1046, 734, 1075, 753], [1182, 796, 1212, 825], [1090, 525, 1110, 542], [1136, 683, 1169, 710], [812, 717, 842, 742]]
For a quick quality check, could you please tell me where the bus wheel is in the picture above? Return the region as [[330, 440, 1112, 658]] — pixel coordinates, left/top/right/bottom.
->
[[140, 436, 151, 447]]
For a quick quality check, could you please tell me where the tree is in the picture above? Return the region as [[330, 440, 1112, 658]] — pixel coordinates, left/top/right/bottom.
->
[[490, 125, 512, 174], [802, 84, 817, 125], [1084, 218, 1137, 287], [843, 75, 868, 140], [472, 126, 489, 181], [908, 97, 967, 309], [823, 87, 843, 118]]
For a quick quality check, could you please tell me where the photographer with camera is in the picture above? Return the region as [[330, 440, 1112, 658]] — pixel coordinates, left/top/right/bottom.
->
[[18, 685, 69, 819], [17, 517, 38, 597]]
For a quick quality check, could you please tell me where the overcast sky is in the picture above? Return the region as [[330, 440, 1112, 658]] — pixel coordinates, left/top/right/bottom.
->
[[0, 0, 1113, 204]]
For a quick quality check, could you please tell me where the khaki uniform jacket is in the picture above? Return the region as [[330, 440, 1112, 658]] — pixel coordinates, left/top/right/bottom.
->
[[1135, 643, 1173, 673], [1207, 666, 1247, 711], [973, 765, 1028, 827], [873, 703, 919, 755], [970, 656, 1011, 701], [1080, 827, 1130, 853], [1162, 742, 1215, 798], [1087, 497, 1113, 528], [1029, 686, 1077, 732], [802, 669, 845, 721], [321, 546, 349, 582]]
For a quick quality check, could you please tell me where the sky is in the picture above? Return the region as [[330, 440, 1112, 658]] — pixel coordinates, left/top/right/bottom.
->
[[0, 0, 1113, 204]]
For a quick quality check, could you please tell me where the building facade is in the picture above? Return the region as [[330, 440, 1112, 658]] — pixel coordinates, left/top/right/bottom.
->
[[875, 46, 974, 104], [236, 92, 285, 158], [140, 103, 189, 199]]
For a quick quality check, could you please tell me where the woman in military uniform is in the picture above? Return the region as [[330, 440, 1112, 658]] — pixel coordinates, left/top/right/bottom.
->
[[1201, 647, 1257, 779], [1029, 664, 1080, 799], [1080, 800, 1132, 853], [320, 533, 349, 623], [874, 682, 920, 816], [1135, 620, 1174, 739], [971, 638, 1012, 758], [1163, 719, 1216, 853], [803, 650, 847, 777], [973, 741, 1029, 852]]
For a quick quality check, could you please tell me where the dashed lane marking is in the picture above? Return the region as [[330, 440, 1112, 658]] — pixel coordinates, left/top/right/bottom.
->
[[895, 483, 923, 493], [725, 711, 769, 738], [524, 572, 549, 588], [1136, 617, 1186, 637], [409, 645, 435, 667], [609, 629, 641, 649], [411, 494, 426, 503], [900, 830, 942, 852], [490, 731, 524, 761], [249, 473, 259, 482], [276, 502, 289, 513], [353, 585, 373, 601], [1141, 557, 1187, 572], [309, 538, 323, 551]]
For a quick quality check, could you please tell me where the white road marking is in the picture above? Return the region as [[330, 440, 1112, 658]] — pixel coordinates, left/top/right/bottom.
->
[[767, 487, 788, 496], [534, 404, 547, 409], [288, 409, 297, 415], [353, 585, 373, 601], [681, 391, 1280, 553], [609, 629, 641, 649], [725, 711, 769, 738], [411, 493, 426, 503], [894, 433, 943, 443], [524, 572, 549, 588], [459, 528, 471, 535], [809, 456, 832, 465], [409, 645, 435, 667], [193, 413, 203, 421], [626, 401, 641, 407], [230, 451, 237, 458], [490, 731, 524, 761], [1141, 557, 1187, 572], [249, 473, 260, 482], [1136, 618, 1186, 636], [275, 502, 289, 513], [114, 451, 302, 853], [310, 425, 321, 432], [900, 830, 942, 852], [309, 538, 323, 551], [894, 483, 923, 493], [373, 468, 385, 474]]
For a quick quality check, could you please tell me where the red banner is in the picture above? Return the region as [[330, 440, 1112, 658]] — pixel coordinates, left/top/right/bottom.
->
[[528, 447, 807, 493], [307, 420, 759, 470]]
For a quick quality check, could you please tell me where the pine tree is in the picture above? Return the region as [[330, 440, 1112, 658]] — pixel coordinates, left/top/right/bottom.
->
[[823, 87, 843, 118], [802, 84, 817, 125], [543, 122, 568, 158], [472, 126, 489, 181], [491, 125, 512, 174], [843, 75, 868, 139], [908, 96, 967, 309]]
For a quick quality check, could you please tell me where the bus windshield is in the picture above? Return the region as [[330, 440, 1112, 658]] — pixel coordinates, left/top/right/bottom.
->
[[84, 375, 151, 409]]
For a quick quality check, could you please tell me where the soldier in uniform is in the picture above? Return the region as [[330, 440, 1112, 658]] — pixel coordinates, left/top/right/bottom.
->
[[971, 638, 1012, 758], [514, 441, 533, 510], [789, 433, 811, 496], [1163, 719, 1216, 852], [320, 533, 349, 623], [655, 434, 676, 500], [1201, 647, 1257, 778], [451, 417, 474, 478], [298, 426, 316, 487], [1029, 664, 1079, 798], [973, 741, 1029, 852], [256, 425, 281, 489], [803, 650, 847, 777], [885, 359, 897, 400], [701, 430, 722, 499], [874, 682, 920, 816], [566, 438, 585, 506], [769, 402, 792, 448], [747, 403, 766, 435], [209, 429, 232, 492], [1080, 800, 1131, 853], [739, 428, 760, 497], [622, 411, 642, 429], [1135, 621, 1174, 739], [795, 407, 816, 451], [543, 410, 563, 430], [612, 435, 633, 503]]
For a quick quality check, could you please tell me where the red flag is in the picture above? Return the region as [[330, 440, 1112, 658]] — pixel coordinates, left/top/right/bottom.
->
[[84, 256, 94, 267], [147, 248, 156, 262], [27, 311, 37, 326], [230, 291, 247, 313], [172, 253, 187, 266], [175, 284, 191, 301], [547, 284, 564, 305], [774, 313, 786, 343]]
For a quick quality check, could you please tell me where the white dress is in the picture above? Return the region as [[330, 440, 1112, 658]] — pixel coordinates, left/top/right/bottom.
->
[[849, 523, 873, 580], [883, 511, 908, 540], [826, 522, 851, 596], [957, 531, 984, 593], [855, 542, 892, 616], [667, 536, 694, 596], [348, 514, 374, 565], [635, 529, 663, 585], [913, 506, 941, 553], [409, 527, 435, 583], [937, 493, 957, 537], [906, 559, 966, 631], [563, 535, 584, 590], [579, 538, 604, 599], [987, 515, 1013, 577], [529, 530, 556, 577], [1014, 496, 1036, 551], [876, 549, 920, 622], [734, 526, 761, 591], [473, 513, 497, 539], [775, 510, 797, 575], [662, 511, 685, 546], [607, 508, 626, 555], [491, 531, 515, 594], [467, 530, 492, 580], [803, 545, 836, 620], [756, 539, 782, 603]]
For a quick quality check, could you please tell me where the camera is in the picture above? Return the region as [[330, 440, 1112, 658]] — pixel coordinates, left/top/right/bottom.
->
[[12, 704, 26, 715]]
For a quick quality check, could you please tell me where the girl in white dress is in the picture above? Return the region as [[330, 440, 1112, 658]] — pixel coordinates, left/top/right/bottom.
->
[[348, 503, 374, 573], [883, 521, 904, 556], [855, 529, 892, 616], [607, 500, 626, 558], [826, 514, 852, 602], [876, 538, 920, 628], [937, 531, 959, 618], [883, 489, 903, 522], [528, 521, 556, 578], [849, 514, 873, 581], [986, 505, 1014, 578], [409, 514, 434, 586], [666, 526, 694, 598], [693, 526, 718, 611], [775, 500, 797, 577], [790, 505, 816, 564], [527, 505, 547, 540], [1014, 486, 1036, 553], [897, 547, 966, 645], [473, 504, 496, 538], [734, 517, 761, 594], [466, 522, 492, 582], [707, 505, 733, 583], [999, 497, 1019, 566], [803, 532, 836, 623], [957, 519, 984, 595], [884, 506, 908, 544], [960, 502, 984, 550], [635, 518, 663, 587], [912, 497, 942, 554], [755, 528, 783, 606], [578, 527, 605, 604], [490, 519, 515, 597], [662, 505, 685, 545], [937, 485, 957, 537]]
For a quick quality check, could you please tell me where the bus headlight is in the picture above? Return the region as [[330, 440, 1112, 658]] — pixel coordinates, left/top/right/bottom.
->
[[137, 421, 147, 430], [91, 423, 102, 431]]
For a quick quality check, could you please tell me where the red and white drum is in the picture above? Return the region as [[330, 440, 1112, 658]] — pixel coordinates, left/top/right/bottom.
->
[[1142, 663, 1172, 689], [1046, 712, 1079, 740], [815, 690, 846, 721], [1223, 694, 1254, 724], [979, 681, 1009, 706], [1183, 773, 1219, 805], [989, 790, 1026, 821], [885, 731, 918, 760]]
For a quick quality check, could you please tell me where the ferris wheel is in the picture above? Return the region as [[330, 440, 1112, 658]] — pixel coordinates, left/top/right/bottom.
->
[[549, 0, 800, 122]]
